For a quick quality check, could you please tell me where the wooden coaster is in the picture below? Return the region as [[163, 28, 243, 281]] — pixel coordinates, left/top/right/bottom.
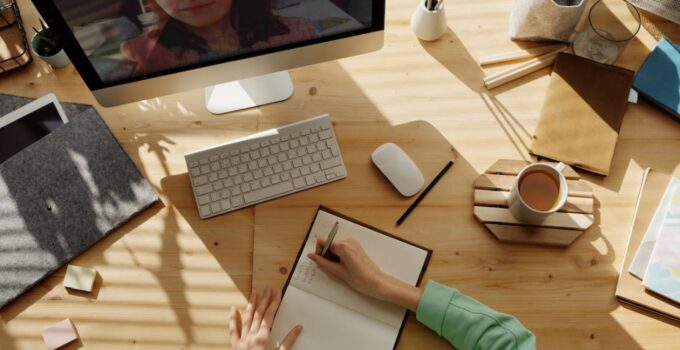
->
[[473, 160, 594, 247]]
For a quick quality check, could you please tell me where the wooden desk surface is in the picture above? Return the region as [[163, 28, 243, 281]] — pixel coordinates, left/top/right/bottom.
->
[[1, 0, 679, 349]]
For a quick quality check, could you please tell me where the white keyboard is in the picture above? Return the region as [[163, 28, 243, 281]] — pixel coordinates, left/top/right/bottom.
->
[[185, 114, 347, 219]]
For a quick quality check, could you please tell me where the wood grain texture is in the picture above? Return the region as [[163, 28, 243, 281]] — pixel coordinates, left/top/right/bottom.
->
[[0, 0, 679, 349], [484, 224, 584, 247], [485, 159, 581, 179], [474, 174, 594, 197]]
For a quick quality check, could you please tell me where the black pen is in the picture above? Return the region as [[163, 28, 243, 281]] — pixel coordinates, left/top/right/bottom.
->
[[396, 160, 454, 225]]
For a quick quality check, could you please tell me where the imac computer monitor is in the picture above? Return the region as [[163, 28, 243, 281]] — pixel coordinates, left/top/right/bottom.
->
[[31, 0, 385, 114]]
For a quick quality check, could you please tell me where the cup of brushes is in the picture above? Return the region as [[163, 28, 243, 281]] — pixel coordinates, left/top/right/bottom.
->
[[411, 0, 447, 41]]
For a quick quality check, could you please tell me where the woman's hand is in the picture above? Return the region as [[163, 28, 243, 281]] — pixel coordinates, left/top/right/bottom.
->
[[229, 287, 303, 350], [307, 238, 422, 311]]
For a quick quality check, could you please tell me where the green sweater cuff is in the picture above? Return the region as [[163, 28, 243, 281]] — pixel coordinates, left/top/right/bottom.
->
[[415, 280, 458, 335]]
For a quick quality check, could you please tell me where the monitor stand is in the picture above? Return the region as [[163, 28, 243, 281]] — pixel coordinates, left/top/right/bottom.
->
[[205, 71, 294, 115]]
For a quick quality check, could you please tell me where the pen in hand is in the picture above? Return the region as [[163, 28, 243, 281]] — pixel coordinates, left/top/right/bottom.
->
[[318, 221, 341, 262]]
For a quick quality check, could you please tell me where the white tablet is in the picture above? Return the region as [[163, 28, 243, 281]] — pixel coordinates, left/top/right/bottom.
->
[[0, 93, 69, 163]]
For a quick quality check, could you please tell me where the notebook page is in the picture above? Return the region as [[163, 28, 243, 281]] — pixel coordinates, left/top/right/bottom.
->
[[289, 209, 429, 328], [270, 286, 398, 350], [629, 179, 679, 278]]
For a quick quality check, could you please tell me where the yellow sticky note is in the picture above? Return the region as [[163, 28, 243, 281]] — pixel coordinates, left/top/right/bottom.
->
[[64, 265, 97, 292]]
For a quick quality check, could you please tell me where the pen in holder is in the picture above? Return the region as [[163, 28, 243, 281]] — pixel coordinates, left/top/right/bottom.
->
[[411, 0, 447, 41]]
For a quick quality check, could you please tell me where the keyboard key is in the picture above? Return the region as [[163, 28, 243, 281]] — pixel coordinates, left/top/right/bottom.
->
[[194, 175, 208, 186], [220, 153, 230, 159], [230, 150, 239, 156], [315, 172, 325, 183], [311, 163, 321, 173], [231, 187, 241, 196], [301, 129, 310, 136], [288, 150, 297, 159], [260, 148, 270, 157], [321, 123, 330, 130], [267, 156, 277, 165], [271, 175, 281, 184], [229, 167, 238, 176], [302, 155, 312, 165], [199, 158, 209, 165], [250, 143, 260, 151], [210, 155, 219, 162], [190, 167, 201, 177], [224, 178, 233, 187], [232, 157, 240, 165], [311, 126, 320, 133], [319, 130, 332, 140], [211, 163, 220, 171], [213, 181, 223, 190], [280, 142, 290, 151], [254, 169, 263, 179], [331, 146, 339, 157], [293, 178, 306, 189], [208, 173, 218, 182], [196, 184, 213, 195], [309, 134, 319, 143], [200, 205, 211, 217], [239, 165, 248, 173], [300, 136, 309, 146], [221, 199, 231, 210], [189, 161, 199, 168], [234, 175, 243, 185], [241, 183, 251, 192], [293, 159, 303, 167], [221, 160, 230, 168], [262, 177, 271, 186], [305, 175, 315, 185], [312, 153, 322, 162], [291, 139, 300, 148], [321, 158, 342, 170], [244, 181, 294, 203], [251, 181, 261, 190], [283, 162, 293, 171], [264, 167, 274, 176], [219, 170, 228, 179], [232, 195, 244, 207], [270, 145, 280, 154], [307, 144, 316, 153], [249, 161, 258, 171], [317, 142, 327, 150], [211, 202, 221, 213], [261, 140, 270, 147], [201, 165, 211, 174], [211, 192, 221, 202], [260, 159, 270, 167], [221, 189, 230, 198], [297, 148, 306, 157], [336, 168, 346, 177], [240, 146, 249, 153], [198, 195, 211, 205], [322, 150, 332, 159], [275, 164, 285, 173], [326, 170, 336, 180], [249, 151, 259, 159], [292, 169, 302, 178], [278, 153, 287, 162], [281, 172, 291, 181], [301, 166, 311, 175], [244, 173, 253, 182], [241, 154, 250, 163]]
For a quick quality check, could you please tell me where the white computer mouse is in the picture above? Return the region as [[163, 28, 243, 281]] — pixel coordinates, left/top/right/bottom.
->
[[371, 143, 424, 197]]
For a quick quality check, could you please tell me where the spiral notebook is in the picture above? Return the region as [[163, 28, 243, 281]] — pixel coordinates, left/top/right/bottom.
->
[[270, 206, 432, 350]]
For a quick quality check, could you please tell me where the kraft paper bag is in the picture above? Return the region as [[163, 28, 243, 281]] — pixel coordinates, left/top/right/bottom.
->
[[509, 0, 585, 42]]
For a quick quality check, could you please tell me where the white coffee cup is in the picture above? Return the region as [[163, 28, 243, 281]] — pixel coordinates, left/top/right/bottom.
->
[[508, 162, 568, 224]]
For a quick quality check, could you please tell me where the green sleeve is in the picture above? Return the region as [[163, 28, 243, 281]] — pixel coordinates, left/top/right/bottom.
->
[[415, 280, 536, 350]]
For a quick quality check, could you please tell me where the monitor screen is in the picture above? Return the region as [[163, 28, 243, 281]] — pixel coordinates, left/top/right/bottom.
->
[[0, 103, 66, 163], [50, 0, 376, 85]]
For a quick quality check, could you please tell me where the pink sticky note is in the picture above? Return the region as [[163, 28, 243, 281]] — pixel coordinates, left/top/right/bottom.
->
[[42, 319, 79, 350]]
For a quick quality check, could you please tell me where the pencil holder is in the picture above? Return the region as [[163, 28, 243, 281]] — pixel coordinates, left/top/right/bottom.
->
[[509, 0, 585, 42], [411, 1, 447, 41]]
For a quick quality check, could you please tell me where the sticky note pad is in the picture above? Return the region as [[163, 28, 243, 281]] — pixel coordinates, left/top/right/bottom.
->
[[42, 319, 79, 350], [64, 265, 97, 292]]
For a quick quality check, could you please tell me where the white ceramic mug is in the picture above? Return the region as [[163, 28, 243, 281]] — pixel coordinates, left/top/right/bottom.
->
[[508, 162, 568, 224]]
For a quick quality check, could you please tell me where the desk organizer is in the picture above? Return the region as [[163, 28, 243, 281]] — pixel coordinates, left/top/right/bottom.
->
[[473, 159, 594, 247], [0, 0, 32, 74]]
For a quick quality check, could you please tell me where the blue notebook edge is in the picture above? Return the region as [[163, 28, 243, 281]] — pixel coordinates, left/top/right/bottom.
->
[[633, 37, 680, 119]]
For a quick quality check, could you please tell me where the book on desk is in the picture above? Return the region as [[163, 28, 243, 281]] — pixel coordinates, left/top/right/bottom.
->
[[270, 206, 431, 350]]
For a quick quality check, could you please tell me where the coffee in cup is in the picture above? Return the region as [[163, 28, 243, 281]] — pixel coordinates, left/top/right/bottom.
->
[[508, 162, 568, 223]]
